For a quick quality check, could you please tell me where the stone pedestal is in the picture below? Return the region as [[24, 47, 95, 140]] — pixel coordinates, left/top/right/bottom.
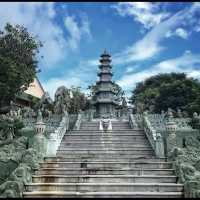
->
[[165, 120, 177, 156]]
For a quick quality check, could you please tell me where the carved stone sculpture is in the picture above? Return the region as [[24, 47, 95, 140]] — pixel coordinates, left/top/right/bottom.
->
[[54, 86, 70, 115]]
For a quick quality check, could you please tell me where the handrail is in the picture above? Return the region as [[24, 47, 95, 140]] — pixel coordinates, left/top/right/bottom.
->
[[129, 113, 138, 129], [46, 111, 69, 156], [74, 112, 82, 130], [143, 113, 164, 158]]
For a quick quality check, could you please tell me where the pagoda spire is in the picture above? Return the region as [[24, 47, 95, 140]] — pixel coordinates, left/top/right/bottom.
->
[[103, 49, 108, 54]]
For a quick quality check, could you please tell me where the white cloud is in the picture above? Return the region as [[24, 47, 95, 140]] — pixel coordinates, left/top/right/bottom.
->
[[126, 67, 134, 73], [166, 27, 189, 39], [195, 26, 200, 32], [117, 51, 200, 93], [0, 2, 92, 69], [113, 9, 183, 64], [175, 28, 188, 39], [113, 2, 170, 29], [42, 76, 82, 100], [64, 14, 92, 51], [112, 3, 200, 65], [42, 58, 98, 99], [0, 2, 67, 69], [65, 16, 81, 51], [125, 65, 141, 73]]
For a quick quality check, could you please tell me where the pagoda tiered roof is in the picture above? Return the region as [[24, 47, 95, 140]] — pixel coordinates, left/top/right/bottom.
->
[[97, 71, 113, 77], [100, 49, 111, 57]]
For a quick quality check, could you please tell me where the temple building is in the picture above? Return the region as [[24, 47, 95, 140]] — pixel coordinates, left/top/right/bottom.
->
[[92, 50, 118, 118], [15, 77, 45, 108]]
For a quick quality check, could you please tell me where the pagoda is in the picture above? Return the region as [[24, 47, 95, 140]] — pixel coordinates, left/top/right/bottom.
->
[[92, 50, 118, 118]]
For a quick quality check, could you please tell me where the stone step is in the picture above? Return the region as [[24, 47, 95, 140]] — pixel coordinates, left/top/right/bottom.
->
[[56, 149, 154, 155], [61, 138, 149, 143], [68, 133, 145, 137], [60, 140, 150, 145], [39, 161, 171, 169], [112, 122, 130, 124], [59, 141, 150, 145], [80, 126, 132, 127], [62, 135, 148, 140], [59, 144, 151, 149], [60, 140, 149, 145], [55, 153, 155, 159], [58, 146, 152, 151], [81, 123, 130, 126], [35, 168, 174, 176], [71, 129, 143, 131], [44, 156, 166, 163], [112, 126, 131, 128], [63, 133, 146, 136], [80, 127, 132, 130], [32, 175, 177, 183], [25, 183, 183, 193], [79, 127, 131, 132], [80, 126, 131, 129], [23, 191, 183, 198], [82, 122, 129, 124], [69, 130, 144, 134]]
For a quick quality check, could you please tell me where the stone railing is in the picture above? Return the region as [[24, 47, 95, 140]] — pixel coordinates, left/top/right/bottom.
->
[[73, 111, 82, 130], [129, 113, 138, 129], [0, 111, 67, 197], [45, 111, 69, 156], [132, 114, 143, 128], [143, 112, 165, 158], [168, 130, 200, 198], [22, 114, 62, 134], [130, 111, 197, 158]]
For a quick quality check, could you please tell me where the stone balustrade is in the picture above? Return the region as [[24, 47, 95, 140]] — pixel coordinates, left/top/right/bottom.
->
[[73, 111, 82, 130], [142, 112, 165, 158], [45, 111, 69, 156], [129, 110, 200, 159]]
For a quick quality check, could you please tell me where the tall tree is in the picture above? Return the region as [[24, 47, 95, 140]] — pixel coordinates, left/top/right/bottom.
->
[[130, 73, 200, 116], [0, 23, 42, 113], [68, 86, 90, 114]]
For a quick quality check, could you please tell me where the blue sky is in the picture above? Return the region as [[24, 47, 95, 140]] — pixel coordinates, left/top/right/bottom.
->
[[1, 2, 200, 99]]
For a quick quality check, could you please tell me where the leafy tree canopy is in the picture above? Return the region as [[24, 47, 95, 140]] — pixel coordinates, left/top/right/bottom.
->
[[130, 73, 200, 116], [0, 23, 42, 112], [68, 86, 90, 114]]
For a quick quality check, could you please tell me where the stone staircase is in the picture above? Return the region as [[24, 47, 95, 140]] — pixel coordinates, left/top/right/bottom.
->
[[23, 121, 184, 198]]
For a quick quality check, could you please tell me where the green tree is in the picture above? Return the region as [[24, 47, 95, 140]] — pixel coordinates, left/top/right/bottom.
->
[[68, 86, 90, 114], [112, 82, 124, 104], [0, 23, 42, 113], [130, 73, 200, 116]]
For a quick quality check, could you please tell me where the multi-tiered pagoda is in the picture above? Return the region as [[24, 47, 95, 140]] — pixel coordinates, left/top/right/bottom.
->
[[92, 50, 118, 118]]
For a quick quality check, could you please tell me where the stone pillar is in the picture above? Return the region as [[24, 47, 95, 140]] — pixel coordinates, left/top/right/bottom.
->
[[155, 132, 165, 157], [46, 130, 59, 156], [165, 108, 177, 156], [33, 110, 47, 158], [99, 120, 103, 131], [107, 120, 112, 131], [191, 112, 200, 130], [177, 109, 182, 118]]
